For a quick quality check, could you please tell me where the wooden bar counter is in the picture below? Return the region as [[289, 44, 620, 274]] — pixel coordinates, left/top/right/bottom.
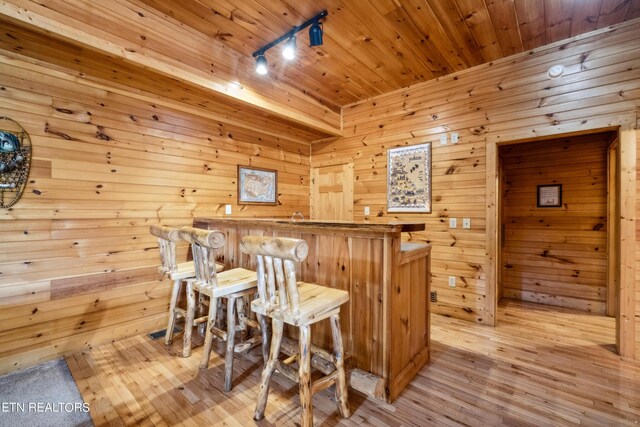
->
[[193, 217, 431, 402]]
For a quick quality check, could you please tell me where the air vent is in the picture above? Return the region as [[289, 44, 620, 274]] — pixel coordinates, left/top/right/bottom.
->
[[430, 291, 437, 303], [147, 325, 182, 340]]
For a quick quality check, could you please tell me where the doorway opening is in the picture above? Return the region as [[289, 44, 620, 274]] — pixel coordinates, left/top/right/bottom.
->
[[486, 121, 636, 359], [498, 132, 614, 314]]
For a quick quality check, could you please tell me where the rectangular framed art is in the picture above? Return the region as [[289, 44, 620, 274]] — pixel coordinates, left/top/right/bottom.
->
[[537, 184, 562, 208], [387, 142, 431, 213], [237, 165, 278, 205]]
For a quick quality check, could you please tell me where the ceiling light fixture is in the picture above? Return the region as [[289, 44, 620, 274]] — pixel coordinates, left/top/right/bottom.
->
[[547, 64, 565, 79], [252, 10, 327, 75]]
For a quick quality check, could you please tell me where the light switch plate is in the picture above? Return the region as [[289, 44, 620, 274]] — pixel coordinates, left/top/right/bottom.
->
[[364, 206, 370, 215], [448, 276, 456, 287], [449, 218, 457, 228], [451, 133, 459, 143], [440, 134, 447, 145], [463, 218, 471, 229], [225, 204, 232, 215]]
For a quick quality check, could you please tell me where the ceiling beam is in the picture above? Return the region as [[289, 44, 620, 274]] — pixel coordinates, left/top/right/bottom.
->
[[0, 0, 342, 137]]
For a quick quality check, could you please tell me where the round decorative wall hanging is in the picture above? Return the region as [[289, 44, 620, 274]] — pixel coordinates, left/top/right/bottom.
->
[[0, 117, 32, 208]]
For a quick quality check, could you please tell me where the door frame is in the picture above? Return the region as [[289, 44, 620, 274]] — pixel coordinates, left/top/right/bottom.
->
[[485, 115, 636, 359]]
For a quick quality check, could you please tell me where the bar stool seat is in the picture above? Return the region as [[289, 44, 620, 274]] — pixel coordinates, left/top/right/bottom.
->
[[252, 282, 349, 326], [241, 235, 351, 427], [180, 226, 264, 392]]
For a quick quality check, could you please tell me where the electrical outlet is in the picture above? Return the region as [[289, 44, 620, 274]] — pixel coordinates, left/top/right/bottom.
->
[[440, 134, 447, 145], [225, 204, 232, 215], [463, 218, 471, 229], [364, 206, 370, 215], [448, 276, 456, 287], [449, 217, 457, 228], [451, 132, 459, 143]]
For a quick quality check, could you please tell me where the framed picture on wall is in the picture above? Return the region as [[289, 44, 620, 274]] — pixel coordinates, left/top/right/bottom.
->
[[537, 184, 562, 207], [387, 142, 431, 213], [237, 165, 278, 205]]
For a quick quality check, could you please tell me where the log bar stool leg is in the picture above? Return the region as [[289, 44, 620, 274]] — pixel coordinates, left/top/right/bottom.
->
[[254, 319, 284, 421], [224, 296, 237, 392], [298, 324, 313, 427], [183, 281, 196, 358], [330, 314, 351, 418], [199, 296, 219, 369], [164, 279, 182, 345]]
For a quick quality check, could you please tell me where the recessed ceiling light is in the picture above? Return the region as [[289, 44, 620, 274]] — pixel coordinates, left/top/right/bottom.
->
[[547, 64, 565, 79]]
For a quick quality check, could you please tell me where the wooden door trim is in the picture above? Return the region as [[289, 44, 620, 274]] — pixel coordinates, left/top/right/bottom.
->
[[606, 139, 619, 317], [486, 114, 636, 360], [617, 124, 636, 359]]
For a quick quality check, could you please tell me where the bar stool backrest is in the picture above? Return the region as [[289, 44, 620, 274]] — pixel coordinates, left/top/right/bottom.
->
[[179, 226, 226, 288], [149, 224, 181, 275], [240, 236, 309, 315]]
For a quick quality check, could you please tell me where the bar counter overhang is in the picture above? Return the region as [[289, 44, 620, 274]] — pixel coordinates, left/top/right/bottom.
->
[[194, 217, 431, 402]]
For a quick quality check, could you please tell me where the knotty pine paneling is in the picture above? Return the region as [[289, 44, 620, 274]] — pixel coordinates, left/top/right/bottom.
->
[[311, 18, 640, 355], [501, 134, 610, 313], [0, 51, 310, 374]]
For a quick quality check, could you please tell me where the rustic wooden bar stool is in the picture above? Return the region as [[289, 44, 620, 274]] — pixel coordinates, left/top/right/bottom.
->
[[240, 236, 351, 427], [150, 224, 215, 357], [180, 226, 263, 392]]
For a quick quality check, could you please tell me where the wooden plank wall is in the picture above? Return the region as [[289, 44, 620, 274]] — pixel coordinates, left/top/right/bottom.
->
[[0, 50, 310, 374], [501, 133, 610, 313], [311, 19, 640, 358]]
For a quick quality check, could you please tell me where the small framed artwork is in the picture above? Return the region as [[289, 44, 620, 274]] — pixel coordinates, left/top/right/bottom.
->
[[387, 142, 431, 213], [537, 184, 562, 207], [237, 165, 278, 205]]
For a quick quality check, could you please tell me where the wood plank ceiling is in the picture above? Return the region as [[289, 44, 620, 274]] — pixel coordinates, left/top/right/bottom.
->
[[0, 0, 638, 139], [139, 0, 640, 111]]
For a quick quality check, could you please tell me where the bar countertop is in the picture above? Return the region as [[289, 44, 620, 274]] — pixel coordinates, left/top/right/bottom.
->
[[193, 217, 425, 233]]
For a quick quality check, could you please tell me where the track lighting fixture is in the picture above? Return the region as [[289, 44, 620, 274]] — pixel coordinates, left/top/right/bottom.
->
[[252, 10, 327, 75]]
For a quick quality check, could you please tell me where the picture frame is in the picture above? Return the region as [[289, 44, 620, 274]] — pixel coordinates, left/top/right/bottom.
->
[[237, 165, 278, 205], [387, 142, 431, 213], [537, 184, 562, 207]]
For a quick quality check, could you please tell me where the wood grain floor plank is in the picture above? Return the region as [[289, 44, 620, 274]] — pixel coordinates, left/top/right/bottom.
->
[[66, 300, 640, 426]]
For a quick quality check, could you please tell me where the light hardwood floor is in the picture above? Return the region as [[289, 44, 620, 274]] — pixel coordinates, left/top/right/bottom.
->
[[67, 300, 640, 426]]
